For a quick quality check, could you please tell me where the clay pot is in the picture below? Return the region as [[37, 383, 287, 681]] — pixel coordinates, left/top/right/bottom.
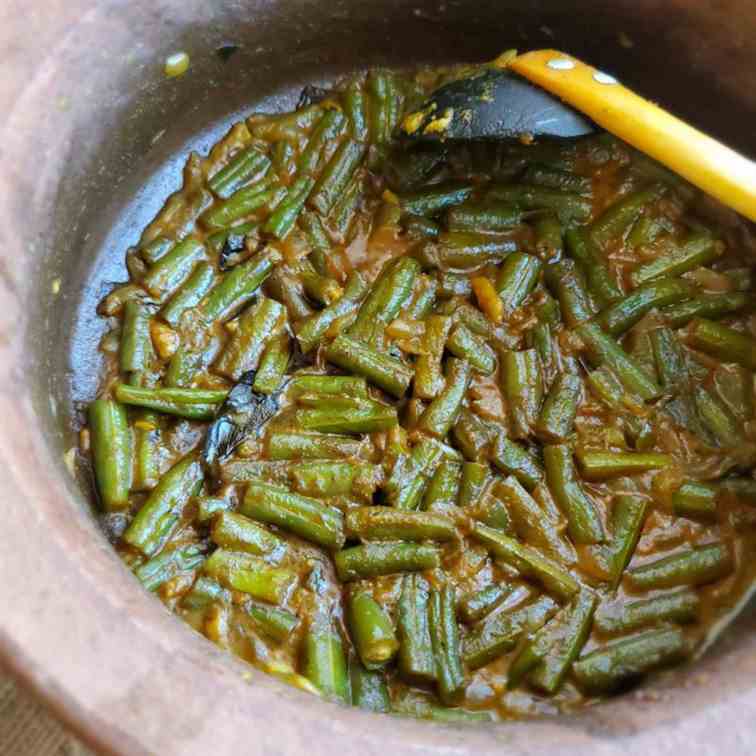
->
[[0, 1, 755, 753]]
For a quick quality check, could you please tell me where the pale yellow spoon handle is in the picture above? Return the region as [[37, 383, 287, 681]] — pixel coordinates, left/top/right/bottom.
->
[[509, 49, 756, 221]]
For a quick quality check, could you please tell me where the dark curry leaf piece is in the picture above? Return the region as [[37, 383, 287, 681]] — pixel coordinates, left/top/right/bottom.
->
[[297, 84, 330, 109], [202, 370, 280, 472], [219, 228, 260, 271]]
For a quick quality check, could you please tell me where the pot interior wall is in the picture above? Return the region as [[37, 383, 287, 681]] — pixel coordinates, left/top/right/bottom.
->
[[8, 0, 756, 752]]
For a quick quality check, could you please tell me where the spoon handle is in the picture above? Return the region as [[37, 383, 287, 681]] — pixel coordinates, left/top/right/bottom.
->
[[509, 49, 756, 221]]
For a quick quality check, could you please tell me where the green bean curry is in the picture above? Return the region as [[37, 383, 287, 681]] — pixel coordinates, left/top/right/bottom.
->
[[84, 64, 756, 722]]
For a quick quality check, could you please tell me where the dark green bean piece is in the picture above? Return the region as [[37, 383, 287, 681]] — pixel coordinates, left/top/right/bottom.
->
[[531, 322, 560, 390], [471, 481, 512, 531], [214, 296, 286, 380], [536, 372, 582, 443], [522, 164, 592, 194], [545, 258, 597, 327], [589, 185, 665, 248], [565, 227, 622, 307], [124, 455, 204, 557], [496, 253, 543, 313], [209, 147, 271, 199], [120, 300, 154, 374], [308, 140, 366, 216], [347, 507, 456, 542], [303, 626, 349, 703], [266, 431, 362, 460], [511, 589, 597, 694], [687, 317, 756, 371], [297, 109, 347, 176], [398, 181, 474, 217], [134, 543, 206, 592], [599, 495, 648, 589], [384, 438, 448, 511], [577, 450, 671, 481], [295, 271, 368, 353], [288, 374, 368, 398], [89, 400, 133, 511], [428, 585, 466, 705], [597, 279, 695, 336], [631, 232, 721, 286], [501, 349, 543, 439], [573, 628, 688, 694], [195, 496, 231, 523], [403, 214, 442, 240], [334, 543, 441, 581], [417, 358, 471, 439], [298, 210, 332, 275], [649, 326, 688, 393], [627, 214, 673, 248], [403, 274, 437, 320], [397, 574, 436, 684], [576, 322, 661, 400], [343, 79, 368, 141], [292, 461, 378, 501], [368, 70, 392, 144], [662, 292, 751, 328], [419, 231, 518, 271], [325, 333, 413, 398], [626, 542, 733, 591], [200, 179, 278, 230], [459, 462, 491, 508], [694, 386, 741, 447], [300, 266, 343, 306], [350, 662, 390, 712], [452, 409, 491, 462], [436, 270, 471, 297], [349, 257, 420, 344], [491, 436, 544, 491], [140, 236, 174, 265], [160, 262, 215, 327], [348, 591, 399, 669], [445, 201, 523, 232], [263, 175, 315, 239], [414, 315, 453, 400], [200, 246, 281, 323], [463, 594, 559, 670], [246, 602, 299, 642], [499, 475, 576, 565], [472, 522, 580, 601], [114, 384, 226, 420], [326, 172, 362, 243], [487, 184, 591, 224], [673, 481, 718, 521], [714, 364, 753, 421], [457, 585, 512, 625], [296, 396, 398, 434], [595, 589, 699, 636], [132, 411, 160, 492], [544, 444, 604, 545], [251, 332, 290, 394], [533, 213, 563, 262], [446, 323, 496, 374], [271, 140, 297, 184], [247, 104, 322, 143], [210, 511, 286, 558], [181, 576, 230, 610], [421, 460, 462, 512], [242, 478, 345, 550], [142, 237, 207, 300]]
